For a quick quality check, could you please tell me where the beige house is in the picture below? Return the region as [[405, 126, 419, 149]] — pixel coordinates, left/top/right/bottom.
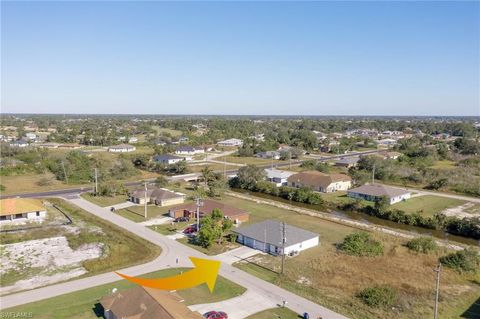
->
[[287, 171, 352, 193], [0, 198, 47, 223], [130, 187, 185, 206]]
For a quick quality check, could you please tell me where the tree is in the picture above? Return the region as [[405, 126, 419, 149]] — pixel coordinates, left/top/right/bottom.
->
[[200, 166, 214, 187], [154, 176, 169, 188], [374, 196, 390, 214], [236, 164, 267, 190], [196, 208, 233, 247], [170, 160, 188, 174], [207, 174, 228, 198]]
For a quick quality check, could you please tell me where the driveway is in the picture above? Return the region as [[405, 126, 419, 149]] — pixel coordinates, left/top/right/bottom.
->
[[216, 246, 261, 265], [1, 196, 348, 319], [189, 290, 277, 319]]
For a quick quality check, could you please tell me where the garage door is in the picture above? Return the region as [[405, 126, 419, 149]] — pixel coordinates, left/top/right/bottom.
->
[[244, 237, 255, 248]]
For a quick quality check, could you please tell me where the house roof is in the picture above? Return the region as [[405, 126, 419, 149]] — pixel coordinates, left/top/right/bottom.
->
[[265, 169, 294, 180], [0, 198, 45, 216], [169, 199, 248, 219], [154, 154, 183, 161], [100, 285, 203, 319], [287, 171, 351, 189], [131, 187, 184, 201], [348, 184, 410, 198], [234, 219, 318, 247]]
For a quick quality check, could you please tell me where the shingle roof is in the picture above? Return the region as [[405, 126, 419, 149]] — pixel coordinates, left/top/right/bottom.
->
[[169, 199, 248, 219], [0, 199, 45, 216], [334, 157, 360, 165], [100, 286, 203, 319], [234, 220, 318, 247], [265, 169, 294, 180], [287, 171, 351, 189], [347, 184, 410, 198], [130, 187, 184, 201]]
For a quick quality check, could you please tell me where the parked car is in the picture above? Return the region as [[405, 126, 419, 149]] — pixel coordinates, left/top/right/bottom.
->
[[183, 226, 195, 234], [174, 216, 189, 222], [203, 311, 228, 319]]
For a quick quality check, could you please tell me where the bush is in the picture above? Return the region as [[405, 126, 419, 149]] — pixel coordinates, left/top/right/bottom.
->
[[357, 285, 398, 308], [439, 248, 480, 272], [340, 232, 383, 257], [406, 237, 437, 253]]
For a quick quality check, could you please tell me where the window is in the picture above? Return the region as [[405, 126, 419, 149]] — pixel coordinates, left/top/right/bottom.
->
[[36, 211, 40, 216]]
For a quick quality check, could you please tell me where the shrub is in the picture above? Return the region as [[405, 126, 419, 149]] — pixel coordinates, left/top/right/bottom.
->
[[406, 237, 437, 253], [357, 285, 398, 308], [340, 232, 383, 257], [439, 248, 480, 272], [0, 184, 5, 191]]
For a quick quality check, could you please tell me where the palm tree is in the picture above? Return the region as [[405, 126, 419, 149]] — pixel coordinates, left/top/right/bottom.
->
[[200, 166, 214, 187]]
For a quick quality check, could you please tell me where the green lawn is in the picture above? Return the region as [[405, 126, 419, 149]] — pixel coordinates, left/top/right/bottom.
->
[[177, 237, 240, 256], [247, 307, 300, 319], [148, 221, 191, 235], [2, 268, 246, 319], [81, 193, 129, 207], [391, 195, 466, 217], [429, 160, 457, 170], [115, 205, 170, 222]]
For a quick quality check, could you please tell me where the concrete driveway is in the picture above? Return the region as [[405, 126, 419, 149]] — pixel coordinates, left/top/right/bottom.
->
[[189, 290, 277, 319], [216, 246, 261, 265]]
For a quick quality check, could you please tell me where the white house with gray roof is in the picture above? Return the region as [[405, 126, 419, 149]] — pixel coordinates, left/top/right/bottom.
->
[[347, 184, 411, 205], [264, 168, 294, 186], [234, 220, 319, 256]]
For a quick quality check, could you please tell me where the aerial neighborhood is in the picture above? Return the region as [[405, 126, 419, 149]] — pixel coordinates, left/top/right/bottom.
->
[[1, 1, 479, 318]]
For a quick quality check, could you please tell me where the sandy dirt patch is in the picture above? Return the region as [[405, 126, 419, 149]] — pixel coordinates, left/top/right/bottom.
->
[[441, 202, 480, 219]]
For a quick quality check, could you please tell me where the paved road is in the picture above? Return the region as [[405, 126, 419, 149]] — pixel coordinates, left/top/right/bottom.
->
[[1, 196, 348, 319]]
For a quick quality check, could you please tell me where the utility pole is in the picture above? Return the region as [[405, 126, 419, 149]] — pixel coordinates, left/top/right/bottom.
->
[[94, 168, 98, 195], [289, 151, 292, 169], [223, 156, 226, 178], [61, 161, 68, 184], [144, 182, 148, 220], [195, 197, 203, 232], [372, 164, 376, 184], [433, 263, 442, 319], [280, 221, 286, 274]]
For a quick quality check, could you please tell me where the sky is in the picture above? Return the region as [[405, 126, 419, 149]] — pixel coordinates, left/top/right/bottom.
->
[[1, 1, 479, 116]]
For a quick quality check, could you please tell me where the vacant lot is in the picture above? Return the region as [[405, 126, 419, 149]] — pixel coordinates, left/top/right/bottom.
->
[[215, 195, 480, 319], [0, 199, 160, 294], [2, 267, 246, 319], [392, 195, 466, 217], [188, 162, 239, 173], [0, 173, 87, 195]]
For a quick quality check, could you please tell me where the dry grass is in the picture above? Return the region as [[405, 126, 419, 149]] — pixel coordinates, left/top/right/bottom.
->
[[220, 155, 285, 166], [0, 173, 86, 195]]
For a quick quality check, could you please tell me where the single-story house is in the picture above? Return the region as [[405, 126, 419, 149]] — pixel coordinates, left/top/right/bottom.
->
[[101, 285, 203, 319], [9, 139, 29, 148], [25, 133, 37, 140], [108, 144, 136, 153], [255, 151, 281, 160], [168, 199, 249, 223], [287, 171, 352, 193], [175, 146, 205, 155], [0, 198, 47, 223], [130, 187, 185, 206], [375, 138, 398, 146], [217, 138, 243, 147], [234, 220, 319, 255], [347, 184, 411, 205], [265, 168, 294, 186], [383, 151, 402, 160], [334, 156, 360, 168], [153, 154, 191, 165]]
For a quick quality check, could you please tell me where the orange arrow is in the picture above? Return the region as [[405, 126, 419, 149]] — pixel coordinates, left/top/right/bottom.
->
[[115, 257, 221, 293]]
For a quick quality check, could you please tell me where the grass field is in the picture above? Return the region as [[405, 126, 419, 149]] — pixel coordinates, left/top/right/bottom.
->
[[0, 173, 88, 195], [148, 220, 191, 235], [177, 237, 240, 256], [152, 127, 183, 137], [215, 194, 480, 319], [391, 195, 466, 217], [80, 193, 128, 207], [2, 268, 246, 319], [187, 163, 240, 173], [247, 307, 301, 319], [0, 198, 160, 289], [429, 160, 457, 170]]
